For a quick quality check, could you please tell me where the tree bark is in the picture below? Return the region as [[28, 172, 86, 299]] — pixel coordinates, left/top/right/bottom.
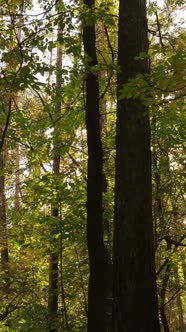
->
[[15, 131, 20, 210], [0, 131, 9, 293], [59, 209, 69, 331], [113, 0, 160, 331], [48, 205, 60, 332], [48, 16, 63, 331], [175, 267, 185, 332], [159, 241, 171, 332], [83, 1, 108, 331]]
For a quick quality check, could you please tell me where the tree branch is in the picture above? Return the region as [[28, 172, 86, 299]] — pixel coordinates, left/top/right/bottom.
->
[[155, 11, 165, 51]]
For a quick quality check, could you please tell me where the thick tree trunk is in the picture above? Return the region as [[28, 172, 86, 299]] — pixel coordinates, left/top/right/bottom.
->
[[83, 2, 108, 331], [113, 0, 160, 331]]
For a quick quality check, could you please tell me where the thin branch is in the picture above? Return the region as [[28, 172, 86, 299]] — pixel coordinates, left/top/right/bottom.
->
[[0, 0, 60, 18], [52, 88, 83, 125], [161, 286, 185, 309], [101, 110, 116, 116], [147, 80, 186, 94], [164, 235, 186, 248], [155, 11, 165, 51], [67, 152, 87, 182], [156, 258, 169, 276], [99, 73, 113, 100], [154, 92, 186, 106], [104, 24, 115, 63], [96, 47, 108, 65], [156, 235, 186, 276], [148, 28, 158, 36]]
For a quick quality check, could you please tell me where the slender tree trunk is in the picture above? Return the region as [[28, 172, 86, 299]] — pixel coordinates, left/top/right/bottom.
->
[[74, 245, 88, 316], [113, 0, 160, 331], [48, 16, 63, 332], [152, 116, 162, 249], [175, 267, 185, 332], [0, 130, 9, 293], [100, 87, 113, 332], [15, 131, 20, 210], [97, 24, 113, 330], [48, 195, 60, 332], [159, 241, 171, 332], [14, 2, 23, 212], [97, 22, 112, 248], [181, 258, 186, 286], [83, 1, 108, 331], [59, 207, 68, 331]]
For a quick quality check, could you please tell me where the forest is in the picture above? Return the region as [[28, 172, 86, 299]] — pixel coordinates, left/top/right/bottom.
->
[[0, 0, 185, 331]]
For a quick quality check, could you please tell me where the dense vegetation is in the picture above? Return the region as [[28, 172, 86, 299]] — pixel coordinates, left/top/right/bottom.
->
[[0, 0, 185, 331]]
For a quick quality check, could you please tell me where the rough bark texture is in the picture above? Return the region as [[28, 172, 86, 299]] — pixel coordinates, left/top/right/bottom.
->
[[83, 1, 108, 331], [113, 0, 160, 331]]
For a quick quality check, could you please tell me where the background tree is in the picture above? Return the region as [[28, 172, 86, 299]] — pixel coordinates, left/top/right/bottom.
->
[[48, 3, 64, 331]]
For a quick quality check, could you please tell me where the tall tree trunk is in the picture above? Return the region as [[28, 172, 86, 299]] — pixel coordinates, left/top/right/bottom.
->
[[175, 267, 185, 332], [0, 129, 9, 293], [15, 131, 20, 210], [151, 116, 162, 249], [48, 179, 60, 332], [96, 22, 112, 248], [59, 207, 68, 331], [83, 1, 108, 331], [48, 16, 63, 332], [14, 1, 23, 212], [96, 23, 113, 330], [113, 0, 160, 331], [159, 241, 171, 332]]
